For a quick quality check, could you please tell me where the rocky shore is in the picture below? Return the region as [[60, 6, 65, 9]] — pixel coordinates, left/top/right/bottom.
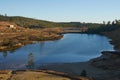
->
[[39, 51, 120, 80], [91, 51, 120, 70], [1, 51, 120, 80]]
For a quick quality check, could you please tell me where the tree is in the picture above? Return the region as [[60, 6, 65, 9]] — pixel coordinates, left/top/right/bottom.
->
[[5, 13, 7, 16], [26, 53, 34, 69], [115, 19, 119, 24], [112, 21, 115, 25], [80, 70, 87, 77], [103, 21, 106, 25], [107, 21, 111, 26], [3, 51, 8, 58], [1, 38, 10, 46]]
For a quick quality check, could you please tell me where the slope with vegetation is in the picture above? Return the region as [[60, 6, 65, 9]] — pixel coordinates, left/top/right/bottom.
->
[[0, 21, 63, 51], [1, 15, 120, 51], [1, 14, 120, 80], [86, 20, 120, 33], [0, 14, 101, 29]]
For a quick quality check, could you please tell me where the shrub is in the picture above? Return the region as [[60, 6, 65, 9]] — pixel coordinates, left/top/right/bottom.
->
[[1, 38, 10, 46], [80, 70, 87, 77]]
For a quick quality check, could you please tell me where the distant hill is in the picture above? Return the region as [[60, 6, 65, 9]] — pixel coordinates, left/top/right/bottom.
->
[[0, 15, 60, 28], [0, 15, 101, 28], [1, 15, 120, 34]]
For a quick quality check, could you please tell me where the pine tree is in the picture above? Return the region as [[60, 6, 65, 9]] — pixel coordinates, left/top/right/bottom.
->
[[80, 70, 87, 77]]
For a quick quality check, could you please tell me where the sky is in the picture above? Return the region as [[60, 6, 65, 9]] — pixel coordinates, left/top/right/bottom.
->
[[0, 0, 120, 23]]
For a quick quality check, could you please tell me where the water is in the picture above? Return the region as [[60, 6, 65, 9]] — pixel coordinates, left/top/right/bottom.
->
[[0, 34, 114, 69]]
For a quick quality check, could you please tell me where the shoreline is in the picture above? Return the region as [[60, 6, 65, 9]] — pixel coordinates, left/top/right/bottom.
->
[[0, 27, 120, 80], [0, 70, 92, 80], [0, 35, 63, 52], [39, 51, 120, 80], [0, 21, 63, 52], [1, 51, 119, 80]]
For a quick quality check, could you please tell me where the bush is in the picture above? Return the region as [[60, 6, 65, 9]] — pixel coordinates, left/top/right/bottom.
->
[[1, 38, 10, 46], [80, 70, 87, 77]]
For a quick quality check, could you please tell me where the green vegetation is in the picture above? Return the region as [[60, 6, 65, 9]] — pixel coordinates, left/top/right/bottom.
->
[[104, 28, 120, 50], [0, 15, 58, 28], [1, 38, 10, 46], [0, 14, 119, 34], [0, 38, 19, 47], [86, 20, 120, 34], [1, 14, 120, 51], [0, 21, 63, 51], [84, 20, 120, 50], [0, 14, 101, 28], [80, 70, 87, 77]]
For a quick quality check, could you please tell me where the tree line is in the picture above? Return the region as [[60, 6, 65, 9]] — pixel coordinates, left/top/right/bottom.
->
[[0, 14, 101, 28], [86, 20, 120, 34]]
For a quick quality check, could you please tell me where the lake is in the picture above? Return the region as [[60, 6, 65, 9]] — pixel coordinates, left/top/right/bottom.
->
[[0, 34, 114, 70]]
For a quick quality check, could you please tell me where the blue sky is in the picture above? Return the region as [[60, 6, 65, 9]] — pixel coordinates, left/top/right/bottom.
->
[[0, 0, 120, 23]]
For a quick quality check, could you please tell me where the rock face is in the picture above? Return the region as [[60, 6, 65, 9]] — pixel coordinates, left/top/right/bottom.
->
[[91, 51, 120, 70]]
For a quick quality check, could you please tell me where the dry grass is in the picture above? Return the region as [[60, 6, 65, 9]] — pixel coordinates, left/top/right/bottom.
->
[[0, 70, 92, 80], [0, 21, 63, 51], [0, 70, 12, 80], [10, 71, 71, 80]]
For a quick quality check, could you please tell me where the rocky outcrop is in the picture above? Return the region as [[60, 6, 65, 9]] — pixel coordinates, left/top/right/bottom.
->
[[91, 51, 120, 70]]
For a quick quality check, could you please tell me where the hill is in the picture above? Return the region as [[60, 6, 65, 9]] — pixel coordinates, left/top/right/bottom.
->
[[0, 21, 63, 51], [0, 15, 60, 28], [0, 15, 101, 29]]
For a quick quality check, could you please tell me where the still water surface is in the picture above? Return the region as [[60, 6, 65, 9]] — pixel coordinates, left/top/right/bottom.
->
[[0, 34, 114, 69]]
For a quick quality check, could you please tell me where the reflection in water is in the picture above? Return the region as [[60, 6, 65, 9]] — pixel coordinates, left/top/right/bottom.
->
[[40, 42, 45, 49], [0, 34, 114, 69], [9, 49, 16, 53], [3, 51, 7, 58], [1, 49, 17, 58], [2, 49, 16, 58], [26, 53, 34, 69]]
